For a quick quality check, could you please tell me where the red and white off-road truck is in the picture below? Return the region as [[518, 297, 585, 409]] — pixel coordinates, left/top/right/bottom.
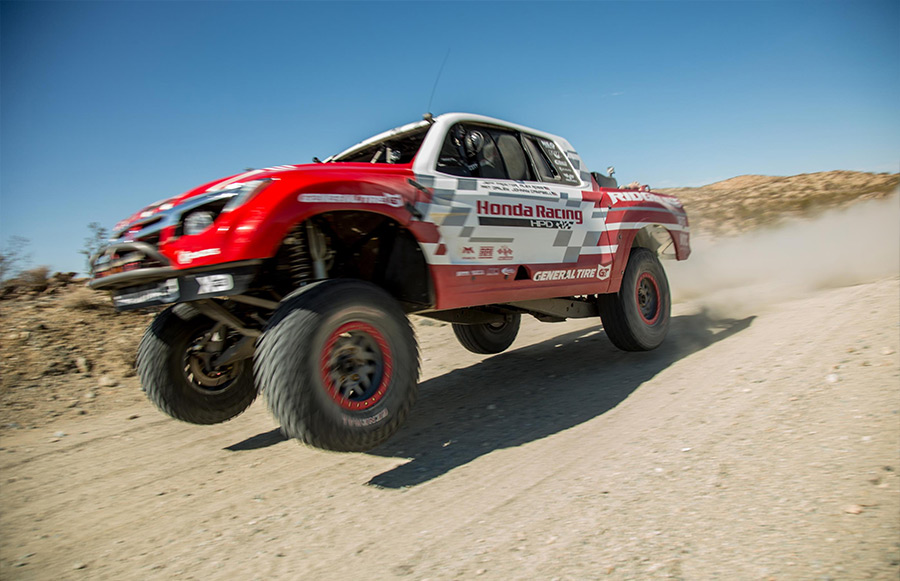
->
[[90, 113, 690, 451]]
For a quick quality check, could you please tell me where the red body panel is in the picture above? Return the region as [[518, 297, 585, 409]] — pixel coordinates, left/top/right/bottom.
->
[[118, 164, 420, 270]]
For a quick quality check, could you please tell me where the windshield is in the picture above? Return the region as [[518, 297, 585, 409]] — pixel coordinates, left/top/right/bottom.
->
[[329, 124, 431, 164]]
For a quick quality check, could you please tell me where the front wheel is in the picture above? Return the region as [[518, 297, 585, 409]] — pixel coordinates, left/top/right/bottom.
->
[[255, 280, 419, 452], [598, 248, 671, 351], [137, 304, 258, 424], [452, 313, 521, 354]]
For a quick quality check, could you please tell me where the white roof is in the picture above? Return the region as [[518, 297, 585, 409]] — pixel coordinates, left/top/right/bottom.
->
[[328, 113, 572, 161], [325, 112, 586, 187]]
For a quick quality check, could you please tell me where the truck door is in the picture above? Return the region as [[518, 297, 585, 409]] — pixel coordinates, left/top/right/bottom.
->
[[427, 123, 601, 269]]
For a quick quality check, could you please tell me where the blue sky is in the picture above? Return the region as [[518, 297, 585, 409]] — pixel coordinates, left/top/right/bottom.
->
[[2, 0, 898, 275]]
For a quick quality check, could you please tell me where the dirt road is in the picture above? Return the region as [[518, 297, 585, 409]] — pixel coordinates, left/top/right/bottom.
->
[[2, 276, 898, 580]]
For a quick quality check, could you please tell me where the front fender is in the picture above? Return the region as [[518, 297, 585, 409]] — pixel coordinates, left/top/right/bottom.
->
[[159, 172, 422, 268]]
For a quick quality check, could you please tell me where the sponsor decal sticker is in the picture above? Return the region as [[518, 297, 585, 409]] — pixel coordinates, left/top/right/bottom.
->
[[536, 139, 580, 184], [501, 267, 516, 276], [458, 245, 511, 261], [176, 248, 221, 265], [196, 274, 234, 295], [607, 190, 683, 208], [476, 200, 583, 226], [114, 279, 179, 307], [479, 181, 559, 197], [341, 408, 388, 427], [534, 265, 612, 282], [298, 193, 403, 208]]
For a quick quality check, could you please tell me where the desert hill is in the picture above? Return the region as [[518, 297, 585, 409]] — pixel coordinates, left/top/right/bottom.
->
[[659, 170, 899, 236]]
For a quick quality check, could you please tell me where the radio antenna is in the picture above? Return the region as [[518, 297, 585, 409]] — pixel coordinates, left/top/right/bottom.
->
[[426, 48, 451, 115]]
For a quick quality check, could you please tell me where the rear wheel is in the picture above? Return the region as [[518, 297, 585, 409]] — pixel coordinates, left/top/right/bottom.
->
[[598, 248, 671, 351], [255, 280, 419, 452], [452, 313, 521, 354], [137, 304, 257, 424]]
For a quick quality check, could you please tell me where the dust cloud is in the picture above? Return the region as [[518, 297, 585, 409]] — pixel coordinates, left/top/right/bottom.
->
[[666, 192, 900, 318]]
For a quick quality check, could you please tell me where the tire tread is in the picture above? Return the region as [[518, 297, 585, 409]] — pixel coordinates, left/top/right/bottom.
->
[[255, 280, 419, 452], [598, 248, 671, 352], [137, 305, 257, 425], [451, 314, 521, 354]]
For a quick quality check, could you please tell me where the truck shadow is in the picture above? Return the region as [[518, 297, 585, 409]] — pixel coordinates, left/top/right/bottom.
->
[[365, 312, 753, 488], [225, 312, 754, 486]]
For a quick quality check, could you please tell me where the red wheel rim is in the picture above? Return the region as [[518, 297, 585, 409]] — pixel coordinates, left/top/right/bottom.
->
[[635, 272, 661, 325], [319, 322, 392, 410]]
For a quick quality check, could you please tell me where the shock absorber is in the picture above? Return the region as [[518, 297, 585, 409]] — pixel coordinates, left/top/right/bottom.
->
[[282, 221, 329, 289], [306, 221, 328, 280], [284, 224, 314, 288]]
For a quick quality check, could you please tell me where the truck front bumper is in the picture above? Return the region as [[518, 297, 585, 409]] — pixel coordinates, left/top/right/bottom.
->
[[89, 242, 263, 311]]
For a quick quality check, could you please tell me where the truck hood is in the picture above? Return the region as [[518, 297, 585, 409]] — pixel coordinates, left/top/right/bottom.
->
[[111, 162, 410, 236]]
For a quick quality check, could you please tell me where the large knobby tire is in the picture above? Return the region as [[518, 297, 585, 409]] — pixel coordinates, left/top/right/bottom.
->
[[452, 313, 521, 354], [137, 304, 257, 424], [255, 280, 419, 452], [598, 248, 671, 351]]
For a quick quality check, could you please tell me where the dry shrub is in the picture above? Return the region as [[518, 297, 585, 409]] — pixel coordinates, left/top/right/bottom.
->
[[1, 266, 51, 295], [62, 286, 114, 312]]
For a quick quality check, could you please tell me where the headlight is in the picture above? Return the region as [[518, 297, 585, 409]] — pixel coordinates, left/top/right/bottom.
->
[[184, 211, 215, 236], [176, 179, 272, 238], [220, 179, 270, 213]]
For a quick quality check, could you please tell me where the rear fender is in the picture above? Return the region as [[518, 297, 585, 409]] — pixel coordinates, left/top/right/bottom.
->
[[603, 190, 690, 291]]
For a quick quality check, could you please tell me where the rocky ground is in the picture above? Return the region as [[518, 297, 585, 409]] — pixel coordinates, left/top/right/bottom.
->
[[0, 285, 154, 429], [0, 171, 898, 580]]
